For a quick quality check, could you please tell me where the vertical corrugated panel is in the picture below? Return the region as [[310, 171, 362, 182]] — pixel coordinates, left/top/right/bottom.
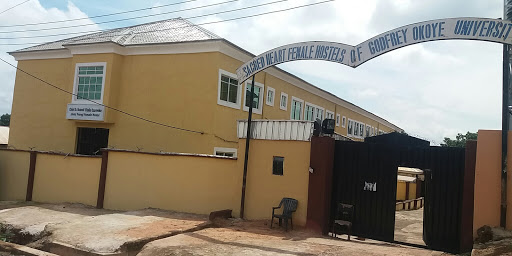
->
[[331, 141, 398, 242], [279, 122, 285, 139], [297, 122, 305, 141], [331, 142, 466, 253], [284, 121, 291, 140], [236, 120, 313, 141], [272, 121, 280, 140], [291, 122, 298, 140]]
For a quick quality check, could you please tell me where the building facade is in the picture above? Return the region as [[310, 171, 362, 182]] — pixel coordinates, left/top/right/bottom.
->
[[8, 18, 402, 155]]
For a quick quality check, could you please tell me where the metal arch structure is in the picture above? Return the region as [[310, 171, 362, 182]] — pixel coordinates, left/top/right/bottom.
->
[[236, 17, 512, 82], [237, 17, 512, 227]]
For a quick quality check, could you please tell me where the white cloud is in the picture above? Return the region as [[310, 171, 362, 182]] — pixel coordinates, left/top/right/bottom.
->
[[187, 0, 505, 143], [0, 1, 100, 115], [0, 0, 506, 144]]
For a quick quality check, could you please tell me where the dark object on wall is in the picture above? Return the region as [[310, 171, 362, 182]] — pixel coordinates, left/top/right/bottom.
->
[[209, 209, 232, 221], [364, 132, 429, 148], [313, 120, 321, 136], [271, 197, 298, 231], [322, 119, 335, 135], [76, 127, 109, 155]]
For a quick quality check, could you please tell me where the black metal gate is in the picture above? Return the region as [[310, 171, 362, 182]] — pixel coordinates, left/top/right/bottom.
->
[[331, 141, 399, 242], [399, 146, 466, 253], [331, 140, 466, 253]]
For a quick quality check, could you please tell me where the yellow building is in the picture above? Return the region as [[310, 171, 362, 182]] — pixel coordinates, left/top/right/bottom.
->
[[8, 18, 402, 155]]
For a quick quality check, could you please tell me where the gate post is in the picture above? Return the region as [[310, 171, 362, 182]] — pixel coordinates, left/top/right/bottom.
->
[[306, 136, 335, 234], [460, 140, 477, 253]]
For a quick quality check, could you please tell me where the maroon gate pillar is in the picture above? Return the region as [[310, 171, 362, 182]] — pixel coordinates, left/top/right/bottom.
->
[[306, 136, 335, 234]]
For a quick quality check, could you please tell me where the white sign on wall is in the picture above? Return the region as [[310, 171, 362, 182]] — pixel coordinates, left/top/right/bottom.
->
[[236, 17, 512, 83], [66, 104, 104, 121]]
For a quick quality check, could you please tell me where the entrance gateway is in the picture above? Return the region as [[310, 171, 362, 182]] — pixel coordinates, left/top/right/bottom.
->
[[237, 17, 511, 254]]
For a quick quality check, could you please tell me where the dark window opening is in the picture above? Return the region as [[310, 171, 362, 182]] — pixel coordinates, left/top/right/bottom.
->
[[76, 127, 109, 155], [272, 156, 284, 176]]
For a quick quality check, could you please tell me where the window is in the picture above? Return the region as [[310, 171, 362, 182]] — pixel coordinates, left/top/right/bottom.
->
[[280, 92, 288, 110], [76, 127, 109, 155], [73, 63, 106, 103], [217, 69, 241, 109], [304, 102, 324, 121], [365, 124, 371, 137], [214, 147, 237, 157], [326, 110, 334, 120], [342, 116, 346, 128], [371, 126, 375, 136], [272, 156, 284, 176], [347, 119, 354, 135], [347, 119, 365, 139], [290, 97, 304, 120], [266, 87, 275, 106], [336, 114, 341, 127], [243, 81, 264, 114]]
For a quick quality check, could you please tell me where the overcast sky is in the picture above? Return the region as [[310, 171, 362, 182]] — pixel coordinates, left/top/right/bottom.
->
[[0, 0, 506, 144]]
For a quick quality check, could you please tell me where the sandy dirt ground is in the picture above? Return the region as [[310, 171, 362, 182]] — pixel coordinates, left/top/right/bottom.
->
[[0, 202, 208, 254], [139, 219, 447, 256], [0, 202, 450, 256], [394, 208, 425, 246]]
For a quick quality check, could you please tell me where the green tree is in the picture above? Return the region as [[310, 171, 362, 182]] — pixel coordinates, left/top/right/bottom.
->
[[441, 131, 477, 147], [0, 114, 10, 126]]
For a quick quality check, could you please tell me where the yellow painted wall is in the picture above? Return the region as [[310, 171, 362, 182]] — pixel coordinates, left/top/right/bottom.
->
[[396, 181, 417, 201], [0, 150, 30, 200], [10, 50, 399, 155], [239, 139, 311, 226], [396, 182, 406, 201], [32, 154, 101, 206], [103, 151, 241, 216], [473, 130, 506, 237]]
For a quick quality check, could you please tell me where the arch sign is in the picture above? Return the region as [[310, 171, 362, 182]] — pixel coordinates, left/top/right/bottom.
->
[[236, 17, 512, 83]]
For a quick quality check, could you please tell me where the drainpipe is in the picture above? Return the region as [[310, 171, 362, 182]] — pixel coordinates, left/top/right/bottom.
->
[[240, 75, 256, 219], [502, 0, 512, 228]]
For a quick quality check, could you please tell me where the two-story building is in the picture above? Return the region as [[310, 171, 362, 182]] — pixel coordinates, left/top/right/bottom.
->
[[8, 18, 402, 155]]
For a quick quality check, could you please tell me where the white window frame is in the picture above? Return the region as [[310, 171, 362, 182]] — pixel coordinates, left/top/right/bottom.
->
[[266, 87, 275, 106], [280, 92, 288, 111], [214, 147, 237, 157], [347, 118, 365, 139], [243, 80, 265, 115], [347, 119, 354, 136], [290, 96, 304, 120], [304, 102, 325, 121], [365, 124, 371, 138], [336, 113, 341, 127], [217, 69, 242, 110], [342, 116, 347, 128], [326, 110, 335, 120], [72, 62, 107, 104]]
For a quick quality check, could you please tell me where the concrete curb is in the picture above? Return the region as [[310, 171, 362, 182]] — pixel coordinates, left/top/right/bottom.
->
[[45, 221, 214, 256], [0, 240, 58, 256]]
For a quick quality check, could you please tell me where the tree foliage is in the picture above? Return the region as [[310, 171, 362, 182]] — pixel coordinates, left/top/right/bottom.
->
[[441, 131, 477, 147], [0, 114, 9, 126]]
